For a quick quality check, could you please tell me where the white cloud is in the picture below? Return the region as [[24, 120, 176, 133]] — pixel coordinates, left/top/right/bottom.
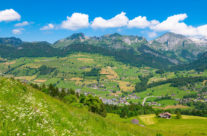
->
[[151, 14, 197, 36], [12, 28, 24, 35], [61, 13, 89, 30], [128, 16, 159, 29], [15, 21, 29, 27], [150, 13, 207, 38], [152, 14, 188, 31], [91, 12, 129, 29], [148, 32, 157, 38], [0, 9, 21, 22], [197, 25, 207, 38], [40, 23, 55, 30]]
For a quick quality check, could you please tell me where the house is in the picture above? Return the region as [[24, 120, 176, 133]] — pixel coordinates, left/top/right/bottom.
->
[[159, 112, 171, 119]]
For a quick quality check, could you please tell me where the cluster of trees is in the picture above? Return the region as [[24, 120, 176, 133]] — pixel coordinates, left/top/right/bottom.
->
[[38, 65, 56, 75], [30, 83, 107, 117], [154, 95, 172, 101], [84, 68, 101, 77], [183, 93, 197, 99], [6, 64, 56, 77], [146, 76, 207, 89], [134, 75, 152, 92], [105, 103, 154, 118]]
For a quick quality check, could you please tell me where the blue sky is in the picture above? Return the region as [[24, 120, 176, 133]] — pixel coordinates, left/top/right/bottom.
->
[[0, 0, 207, 43]]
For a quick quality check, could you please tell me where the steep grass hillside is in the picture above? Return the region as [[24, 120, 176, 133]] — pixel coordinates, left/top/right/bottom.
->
[[0, 77, 158, 136]]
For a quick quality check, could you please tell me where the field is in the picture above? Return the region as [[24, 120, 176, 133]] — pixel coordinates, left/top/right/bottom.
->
[[107, 113, 207, 136], [0, 52, 206, 108]]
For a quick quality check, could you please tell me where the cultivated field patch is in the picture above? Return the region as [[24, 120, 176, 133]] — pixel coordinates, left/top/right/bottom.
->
[[153, 105, 190, 110], [15, 75, 36, 81], [34, 79, 47, 83], [3, 60, 16, 65], [117, 81, 134, 92], [182, 115, 207, 119], [100, 66, 119, 80], [77, 58, 94, 63], [139, 114, 157, 125], [70, 77, 83, 85]]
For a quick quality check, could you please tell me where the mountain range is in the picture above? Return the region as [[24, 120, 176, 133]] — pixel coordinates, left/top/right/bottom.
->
[[1, 32, 207, 70]]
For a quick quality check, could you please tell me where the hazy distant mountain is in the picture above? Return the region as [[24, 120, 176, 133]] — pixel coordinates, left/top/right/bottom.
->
[[148, 32, 207, 62], [0, 41, 61, 58], [0, 37, 22, 47]]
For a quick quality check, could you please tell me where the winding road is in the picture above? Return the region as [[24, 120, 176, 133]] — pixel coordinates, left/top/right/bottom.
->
[[142, 96, 160, 106]]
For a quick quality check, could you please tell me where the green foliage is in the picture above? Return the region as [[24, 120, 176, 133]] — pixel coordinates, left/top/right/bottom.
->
[[82, 94, 107, 117], [106, 104, 154, 118], [31, 82, 107, 117], [176, 111, 182, 119], [64, 95, 78, 104], [135, 75, 152, 92], [38, 65, 56, 75], [147, 76, 207, 88], [155, 69, 165, 74], [84, 67, 101, 77], [48, 83, 59, 97]]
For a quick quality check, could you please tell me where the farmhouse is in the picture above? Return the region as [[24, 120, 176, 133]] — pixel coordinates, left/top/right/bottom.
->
[[159, 112, 171, 119]]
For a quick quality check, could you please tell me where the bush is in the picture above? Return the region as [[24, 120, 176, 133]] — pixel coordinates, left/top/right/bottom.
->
[[176, 111, 182, 119], [64, 95, 78, 104]]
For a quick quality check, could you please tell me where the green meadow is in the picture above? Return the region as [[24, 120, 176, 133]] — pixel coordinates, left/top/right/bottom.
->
[[0, 52, 206, 108]]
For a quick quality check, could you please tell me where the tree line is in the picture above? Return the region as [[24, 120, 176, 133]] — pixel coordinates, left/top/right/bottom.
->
[[135, 76, 207, 92], [30, 83, 107, 117]]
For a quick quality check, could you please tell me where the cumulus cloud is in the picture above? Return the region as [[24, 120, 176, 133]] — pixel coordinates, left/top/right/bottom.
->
[[91, 12, 129, 29], [150, 13, 207, 38], [89, 12, 207, 39], [40, 23, 55, 30], [15, 21, 29, 27], [0, 9, 21, 22], [61, 13, 89, 30], [197, 25, 207, 38], [128, 16, 159, 29], [12, 28, 24, 35], [151, 13, 197, 36], [152, 14, 188, 31]]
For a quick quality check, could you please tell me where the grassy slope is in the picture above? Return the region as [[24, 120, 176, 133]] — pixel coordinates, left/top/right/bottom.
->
[[0, 77, 158, 136]]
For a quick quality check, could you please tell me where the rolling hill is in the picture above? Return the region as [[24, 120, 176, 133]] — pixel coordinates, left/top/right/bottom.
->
[[1, 77, 207, 136], [0, 77, 158, 136]]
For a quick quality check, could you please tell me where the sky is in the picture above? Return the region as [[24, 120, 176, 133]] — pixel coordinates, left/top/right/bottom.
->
[[0, 0, 207, 43]]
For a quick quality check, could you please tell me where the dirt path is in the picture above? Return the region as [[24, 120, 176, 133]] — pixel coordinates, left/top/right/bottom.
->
[[142, 96, 160, 106]]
